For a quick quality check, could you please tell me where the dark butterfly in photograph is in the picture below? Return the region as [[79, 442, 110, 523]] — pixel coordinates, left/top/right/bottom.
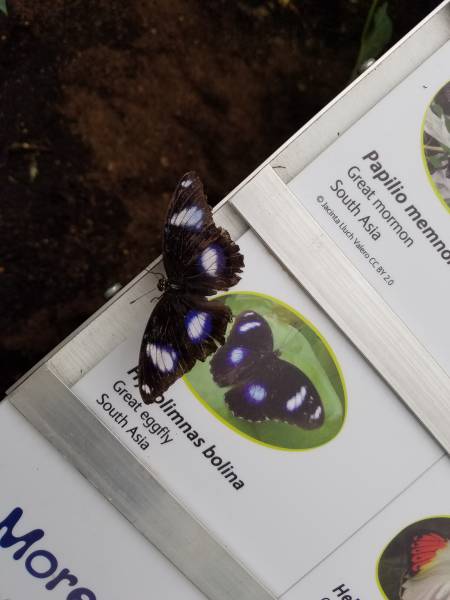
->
[[138, 172, 244, 404], [210, 310, 324, 429]]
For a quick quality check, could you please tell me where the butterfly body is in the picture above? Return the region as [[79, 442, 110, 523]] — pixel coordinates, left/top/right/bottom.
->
[[156, 277, 182, 293], [138, 172, 244, 404], [210, 310, 325, 429]]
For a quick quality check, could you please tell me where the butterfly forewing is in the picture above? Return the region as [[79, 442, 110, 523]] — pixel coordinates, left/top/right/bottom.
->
[[224, 311, 273, 349], [210, 311, 274, 386], [163, 172, 243, 296], [182, 227, 244, 295], [163, 172, 214, 277], [401, 531, 450, 599]]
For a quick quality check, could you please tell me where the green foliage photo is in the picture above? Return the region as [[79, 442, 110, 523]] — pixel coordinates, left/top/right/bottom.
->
[[422, 81, 450, 210], [353, 0, 393, 78]]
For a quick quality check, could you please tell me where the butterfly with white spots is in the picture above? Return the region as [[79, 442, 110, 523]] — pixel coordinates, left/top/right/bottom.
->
[[210, 311, 324, 429], [138, 172, 244, 404]]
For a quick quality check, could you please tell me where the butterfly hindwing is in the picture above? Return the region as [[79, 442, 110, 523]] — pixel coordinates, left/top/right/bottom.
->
[[265, 358, 324, 429], [224, 355, 324, 429], [138, 293, 232, 403], [163, 171, 213, 271], [210, 310, 274, 387], [163, 172, 244, 296]]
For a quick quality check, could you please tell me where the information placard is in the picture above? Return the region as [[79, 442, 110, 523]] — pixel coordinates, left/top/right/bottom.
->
[[289, 41, 450, 377], [73, 231, 444, 597], [0, 401, 204, 600]]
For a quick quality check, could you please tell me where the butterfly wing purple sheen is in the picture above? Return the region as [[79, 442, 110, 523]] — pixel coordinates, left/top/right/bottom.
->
[[138, 172, 243, 404], [138, 292, 232, 404], [210, 310, 274, 387], [163, 172, 244, 295], [264, 359, 324, 429], [224, 381, 271, 423], [224, 356, 324, 429]]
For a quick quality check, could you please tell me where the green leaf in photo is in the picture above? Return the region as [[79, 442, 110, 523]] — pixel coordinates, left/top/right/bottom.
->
[[422, 80, 450, 213], [352, 1, 393, 79], [445, 115, 450, 136], [428, 154, 448, 170], [431, 101, 444, 118], [0, 0, 7, 15]]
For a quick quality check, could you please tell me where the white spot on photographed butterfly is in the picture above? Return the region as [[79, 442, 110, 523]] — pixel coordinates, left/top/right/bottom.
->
[[239, 321, 261, 333], [229, 347, 245, 365], [170, 206, 203, 229], [248, 384, 267, 403], [141, 384, 151, 394], [186, 311, 211, 342], [286, 385, 307, 412], [243, 311, 255, 317], [200, 245, 220, 275], [147, 342, 178, 373], [181, 178, 192, 188], [311, 406, 323, 421]]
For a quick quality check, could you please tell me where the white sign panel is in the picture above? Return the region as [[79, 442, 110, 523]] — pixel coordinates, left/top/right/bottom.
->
[[0, 401, 204, 600], [73, 231, 443, 597]]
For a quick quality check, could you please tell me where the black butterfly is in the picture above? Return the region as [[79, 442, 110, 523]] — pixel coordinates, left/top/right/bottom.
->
[[210, 310, 324, 429], [138, 172, 244, 404]]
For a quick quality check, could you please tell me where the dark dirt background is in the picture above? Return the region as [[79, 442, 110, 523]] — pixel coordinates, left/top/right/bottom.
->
[[0, 0, 442, 395]]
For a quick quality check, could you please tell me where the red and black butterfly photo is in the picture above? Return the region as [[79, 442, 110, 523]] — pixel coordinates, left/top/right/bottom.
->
[[138, 172, 244, 404], [378, 517, 450, 600]]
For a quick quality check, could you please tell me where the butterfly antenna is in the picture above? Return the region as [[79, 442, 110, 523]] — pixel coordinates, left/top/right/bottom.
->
[[144, 267, 165, 278], [129, 286, 159, 305]]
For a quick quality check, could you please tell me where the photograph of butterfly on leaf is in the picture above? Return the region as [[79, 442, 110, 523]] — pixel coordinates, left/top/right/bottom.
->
[[137, 172, 346, 451], [377, 517, 450, 600], [423, 80, 450, 210], [186, 293, 346, 451]]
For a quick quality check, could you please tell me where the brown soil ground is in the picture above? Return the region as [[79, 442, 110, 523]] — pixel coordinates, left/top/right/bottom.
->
[[0, 0, 441, 395]]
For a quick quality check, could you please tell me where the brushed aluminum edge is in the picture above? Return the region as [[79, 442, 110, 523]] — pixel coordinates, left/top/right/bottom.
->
[[7, 366, 275, 600]]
